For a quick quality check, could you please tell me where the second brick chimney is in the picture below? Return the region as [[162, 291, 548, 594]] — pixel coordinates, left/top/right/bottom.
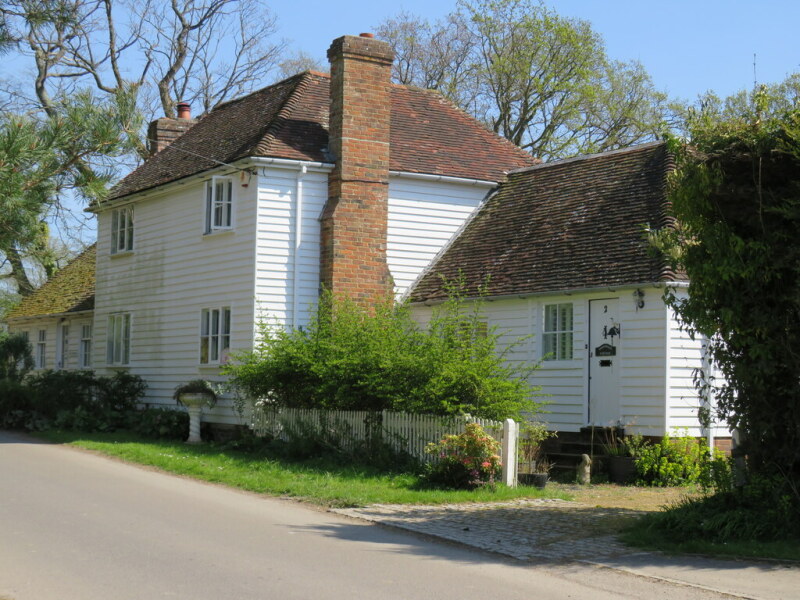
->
[[320, 33, 395, 305], [147, 102, 196, 157]]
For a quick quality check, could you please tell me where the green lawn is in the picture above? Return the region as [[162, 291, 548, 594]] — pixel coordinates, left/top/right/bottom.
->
[[37, 430, 569, 508]]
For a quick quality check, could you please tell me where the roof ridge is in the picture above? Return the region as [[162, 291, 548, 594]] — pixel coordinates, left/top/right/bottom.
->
[[211, 71, 309, 113], [508, 141, 665, 175]]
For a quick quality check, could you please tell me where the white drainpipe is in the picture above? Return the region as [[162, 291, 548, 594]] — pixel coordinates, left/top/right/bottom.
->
[[291, 165, 307, 328]]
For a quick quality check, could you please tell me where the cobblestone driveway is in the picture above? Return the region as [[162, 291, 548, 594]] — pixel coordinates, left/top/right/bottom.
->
[[333, 498, 641, 561]]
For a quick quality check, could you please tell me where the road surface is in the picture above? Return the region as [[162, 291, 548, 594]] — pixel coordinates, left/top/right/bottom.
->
[[0, 431, 777, 600]]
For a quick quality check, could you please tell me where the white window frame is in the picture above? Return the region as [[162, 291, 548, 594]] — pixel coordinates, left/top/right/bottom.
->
[[80, 324, 92, 368], [106, 313, 131, 366], [111, 206, 134, 254], [204, 177, 234, 233], [200, 307, 231, 364], [543, 303, 574, 361], [35, 329, 46, 369]]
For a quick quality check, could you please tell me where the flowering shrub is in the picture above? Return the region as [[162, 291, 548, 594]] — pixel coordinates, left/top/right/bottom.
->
[[423, 423, 502, 489]]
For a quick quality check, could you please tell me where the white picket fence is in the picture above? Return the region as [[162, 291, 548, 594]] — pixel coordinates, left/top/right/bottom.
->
[[251, 405, 518, 485]]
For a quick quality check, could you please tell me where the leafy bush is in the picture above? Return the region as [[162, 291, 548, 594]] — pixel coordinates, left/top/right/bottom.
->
[[226, 287, 542, 421], [423, 423, 502, 489], [634, 431, 730, 487], [0, 369, 147, 432], [0, 332, 33, 381], [0, 379, 39, 429], [127, 408, 188, 440], [633, 474, 800, 543]]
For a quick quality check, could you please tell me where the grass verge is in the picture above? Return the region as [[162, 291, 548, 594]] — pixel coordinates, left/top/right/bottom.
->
[[621, 521, 800, 562], [36, 430, 569, 508]]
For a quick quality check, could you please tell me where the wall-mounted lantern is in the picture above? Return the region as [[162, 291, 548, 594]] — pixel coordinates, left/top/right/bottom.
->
[[633, 288, 645, 310]]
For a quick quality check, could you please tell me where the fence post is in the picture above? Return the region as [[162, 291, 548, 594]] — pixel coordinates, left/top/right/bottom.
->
[[501, 418, 518, 487]]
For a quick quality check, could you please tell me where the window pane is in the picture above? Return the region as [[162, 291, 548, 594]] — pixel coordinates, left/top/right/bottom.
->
[[559, 304, 573, 331], [126, 209, 134, 250], [544, 305, 557, 332], [200, 338, 209, 363], [559, 332, 573, 360], [543, 333, 555, 359]]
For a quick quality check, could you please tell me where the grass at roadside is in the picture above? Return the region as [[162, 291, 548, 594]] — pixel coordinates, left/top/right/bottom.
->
[[621, 522, 800, 562], [36, 430, 569, 508]]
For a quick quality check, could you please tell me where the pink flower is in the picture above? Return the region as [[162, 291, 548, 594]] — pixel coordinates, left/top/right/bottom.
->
[[481, 461, 491, 468]]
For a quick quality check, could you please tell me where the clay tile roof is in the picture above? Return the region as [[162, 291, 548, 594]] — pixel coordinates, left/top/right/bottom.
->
[[6, 245, 96, 319], [105, 72, 533, 202], [409, 142, 683, 302]]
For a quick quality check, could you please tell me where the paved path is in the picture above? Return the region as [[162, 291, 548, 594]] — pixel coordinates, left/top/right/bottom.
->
[[335, 499, 631, 560], [335, 500, 800, 600], [0, 431, 736, 600]]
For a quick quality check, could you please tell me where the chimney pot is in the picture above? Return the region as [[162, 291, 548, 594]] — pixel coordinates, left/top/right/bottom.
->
[[177, 102, 191, 120], [359, 32, 374, 38]]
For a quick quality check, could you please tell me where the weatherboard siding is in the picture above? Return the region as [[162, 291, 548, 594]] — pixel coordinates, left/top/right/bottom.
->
[[388, 177, 491, 297], [665, 290, 729, 438], [254, 167, 328, 330], [93, 175, 258, 424], [412, 288, 674, 434]]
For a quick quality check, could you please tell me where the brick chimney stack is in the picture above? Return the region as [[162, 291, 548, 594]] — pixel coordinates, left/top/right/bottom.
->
[[320, 33, 395, 305], [147, 102, 196, 157]]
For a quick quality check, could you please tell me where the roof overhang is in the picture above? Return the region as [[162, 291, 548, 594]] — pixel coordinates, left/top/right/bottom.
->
[[6, 308, 94, 323], [409, 281, 690, 306]]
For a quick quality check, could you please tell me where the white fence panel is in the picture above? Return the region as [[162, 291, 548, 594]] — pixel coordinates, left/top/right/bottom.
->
[[251, 404, 510, 466]]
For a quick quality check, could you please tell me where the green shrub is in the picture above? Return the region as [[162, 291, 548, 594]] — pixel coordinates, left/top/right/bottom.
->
[[423, 423, 502, 489], [634, 430, 729, 487], [0, 332, 33, 381], [226, 286, 542, 421], [0, 369, 147, 433], [633, 474, 800, 543], [127, 408, 188, 440], [0, 379, 39, 429]]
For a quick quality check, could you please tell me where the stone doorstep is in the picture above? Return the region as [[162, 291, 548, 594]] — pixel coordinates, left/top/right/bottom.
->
[[332, 499, 631, 561]]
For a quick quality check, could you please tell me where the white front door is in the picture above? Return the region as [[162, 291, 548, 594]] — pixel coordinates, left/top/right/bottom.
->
[[589, 298, 620, 425]]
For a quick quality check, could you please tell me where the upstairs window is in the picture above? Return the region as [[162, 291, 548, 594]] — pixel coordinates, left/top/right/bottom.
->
[[543, 303, 573, 361], [205, 177, 233, 233], [80, 324, 92, 368], [200, 307, 231, 364], [107, 313, 131, 366], [111, 207, 134, 254]]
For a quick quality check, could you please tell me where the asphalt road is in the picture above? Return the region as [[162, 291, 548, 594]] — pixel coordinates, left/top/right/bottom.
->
[[0, 431, 770, 600]]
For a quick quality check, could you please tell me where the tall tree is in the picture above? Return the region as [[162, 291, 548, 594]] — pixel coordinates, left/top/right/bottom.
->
[[376, 0, 669, 160], [650, 81, 800, 494], [2, 0, 286, 158], [0, 89, 141, 296]]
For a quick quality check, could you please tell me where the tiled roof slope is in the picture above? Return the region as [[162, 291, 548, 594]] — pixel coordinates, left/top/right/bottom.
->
[[409, 142, 683, 302], [106, 72, 533, 201], [6, 244, 96, 319]]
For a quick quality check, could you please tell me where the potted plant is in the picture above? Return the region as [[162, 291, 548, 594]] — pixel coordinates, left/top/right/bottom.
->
[[603, 431, 647, 484], [517, 421, 556, 487], [173, 379, 217, 444]]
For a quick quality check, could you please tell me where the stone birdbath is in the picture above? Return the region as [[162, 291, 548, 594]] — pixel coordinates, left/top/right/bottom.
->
[[173, 380, 217, 444]]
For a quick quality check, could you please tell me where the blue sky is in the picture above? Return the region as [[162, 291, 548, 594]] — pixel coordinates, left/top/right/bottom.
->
[[279, 0, 800, 102]]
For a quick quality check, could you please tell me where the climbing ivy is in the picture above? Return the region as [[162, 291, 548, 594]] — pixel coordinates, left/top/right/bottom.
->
[[651, 86, 800, 494]]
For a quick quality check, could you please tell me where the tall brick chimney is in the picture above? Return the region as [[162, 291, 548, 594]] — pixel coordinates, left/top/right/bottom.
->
[[320, 33, 395, 305], [147, 102, 196, 157]]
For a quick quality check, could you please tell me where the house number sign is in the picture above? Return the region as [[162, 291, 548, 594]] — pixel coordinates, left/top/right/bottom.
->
[[595, 343, 616, 357]]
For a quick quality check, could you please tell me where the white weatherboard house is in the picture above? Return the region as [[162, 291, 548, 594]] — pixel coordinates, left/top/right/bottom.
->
[[409, 142, 728, 445], [4, 34, 728, 445]]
